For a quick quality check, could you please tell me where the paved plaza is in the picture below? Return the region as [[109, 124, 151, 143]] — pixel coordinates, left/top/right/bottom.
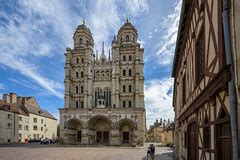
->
[[0, 143, 173, 160]]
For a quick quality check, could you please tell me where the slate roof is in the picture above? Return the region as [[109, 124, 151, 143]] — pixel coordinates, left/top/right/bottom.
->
[[0, 100, 28, 116], [23, 104, 57, 120]]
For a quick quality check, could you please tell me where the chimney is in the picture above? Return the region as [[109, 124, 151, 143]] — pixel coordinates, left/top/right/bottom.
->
[[9, 93, 17, 103]]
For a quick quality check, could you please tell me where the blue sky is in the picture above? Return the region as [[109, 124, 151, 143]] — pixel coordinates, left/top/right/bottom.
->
[[0, 0, 181, 128]]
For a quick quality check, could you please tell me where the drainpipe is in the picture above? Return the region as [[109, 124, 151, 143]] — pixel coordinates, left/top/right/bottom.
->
[[222, 0, 239, 159]]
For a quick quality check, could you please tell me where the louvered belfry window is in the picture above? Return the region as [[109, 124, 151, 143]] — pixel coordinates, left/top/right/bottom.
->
[[195, 29, 205, 83]]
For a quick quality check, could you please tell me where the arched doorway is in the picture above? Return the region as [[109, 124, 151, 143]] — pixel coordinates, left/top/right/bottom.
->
[[65, 119, 82, 144], [89, 115, 111, 145], [118, 118, 135, 145]]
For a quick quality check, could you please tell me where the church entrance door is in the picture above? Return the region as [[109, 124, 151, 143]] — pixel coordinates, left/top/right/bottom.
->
[[123, 132, 129, 144]]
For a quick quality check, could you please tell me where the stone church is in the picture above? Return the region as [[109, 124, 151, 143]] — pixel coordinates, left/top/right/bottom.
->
[[59, 19, 145, 146]]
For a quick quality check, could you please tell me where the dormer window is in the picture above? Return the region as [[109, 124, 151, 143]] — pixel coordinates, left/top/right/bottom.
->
[[126, 35, 129, 42]]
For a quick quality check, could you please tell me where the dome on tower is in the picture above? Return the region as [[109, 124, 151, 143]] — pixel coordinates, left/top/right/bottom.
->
[[118, 18, 138, 36], [117, 18, 138, 45], [73, 20, 94, 48], [75, 20, 92, 34]]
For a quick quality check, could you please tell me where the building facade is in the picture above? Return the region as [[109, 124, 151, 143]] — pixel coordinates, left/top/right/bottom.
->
[[0, 100, 28, 143], [0, 93, 57, 143], [59, 19, 146, 146], [172, 0, 239, 159], [147, 119, 173, 145]]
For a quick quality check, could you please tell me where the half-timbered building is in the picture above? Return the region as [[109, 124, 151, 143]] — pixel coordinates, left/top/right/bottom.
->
[[172, 0, 239, 159]]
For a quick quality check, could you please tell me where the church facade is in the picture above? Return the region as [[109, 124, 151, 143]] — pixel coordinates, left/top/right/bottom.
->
[[59, 19, 146, 146]]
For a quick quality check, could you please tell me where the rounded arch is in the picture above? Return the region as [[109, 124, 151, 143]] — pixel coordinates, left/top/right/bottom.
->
[[117, 118, 135, 130], [117, 118, 135, 145], [65, 118, 83, 127], [88, 115, 112, 144], [65, 118, 83, 144], [88, 115, 112, 129]]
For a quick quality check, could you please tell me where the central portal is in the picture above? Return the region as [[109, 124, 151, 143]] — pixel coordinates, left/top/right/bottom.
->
[[89, 115, 111, 145]]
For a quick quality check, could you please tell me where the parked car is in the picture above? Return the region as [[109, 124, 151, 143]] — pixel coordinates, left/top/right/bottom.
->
[[40, 138, 56, 144]]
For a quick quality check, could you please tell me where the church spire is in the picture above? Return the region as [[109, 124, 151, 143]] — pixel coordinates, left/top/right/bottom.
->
[[108, 49, 111, 61], [100, 41, 107, 62], [102, 41, 104, 54], [96, 50, 98, 62]]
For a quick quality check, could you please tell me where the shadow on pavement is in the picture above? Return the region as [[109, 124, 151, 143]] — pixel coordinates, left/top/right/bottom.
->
[[141, 152, 173, 160]]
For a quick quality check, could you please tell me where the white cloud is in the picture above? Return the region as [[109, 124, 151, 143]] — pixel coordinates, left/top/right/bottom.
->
[[85, 0, 149, 57], [155, 0, 182, 65], [0, 83, 5, 90], [0, 1, 75, 99], [0, 0, 149, 99], [145, 77, 174, 128], [88, 0, 121, 53], [0, 55, 63, 98], [124, 0, 149, 17]]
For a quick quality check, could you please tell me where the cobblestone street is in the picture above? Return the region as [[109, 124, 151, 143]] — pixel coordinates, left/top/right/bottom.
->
[[0, 143, 173, 160]]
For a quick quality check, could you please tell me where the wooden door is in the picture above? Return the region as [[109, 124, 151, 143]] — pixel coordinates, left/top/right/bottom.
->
[[123, 132, 129, 144], [188, 122, 198, 160], [103, 131, 109, 143], [96, 131, 102, 143], [77, 130, 81, 142], [217, 122, 232, 160]]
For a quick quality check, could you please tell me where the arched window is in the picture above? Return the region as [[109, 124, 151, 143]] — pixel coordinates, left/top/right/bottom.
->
[[76, 58, 79, 64], [129, 85, 132, 92], [76, 101, 78, 108], [123, 85, 126, 92], [81, 101, 84, 108], [76, 86, 78, 93], [126, 35, 129, 42], [129, 55, 132, 61], [81, 58, 84, 63], [133, 37, 135, 42], [123, 55, 126, 61], [128, 101, 132, 107], [129, 69, 132, 76], [86, 40, 89, 46], [81, 86, 84, 93], [76, 72, 79, 78], [123, 69, 126, 76], [123, 101, 126, 108], [81, 71, 84, 78], [79, 38, 82, 44], [120, 37, 123, 43]]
